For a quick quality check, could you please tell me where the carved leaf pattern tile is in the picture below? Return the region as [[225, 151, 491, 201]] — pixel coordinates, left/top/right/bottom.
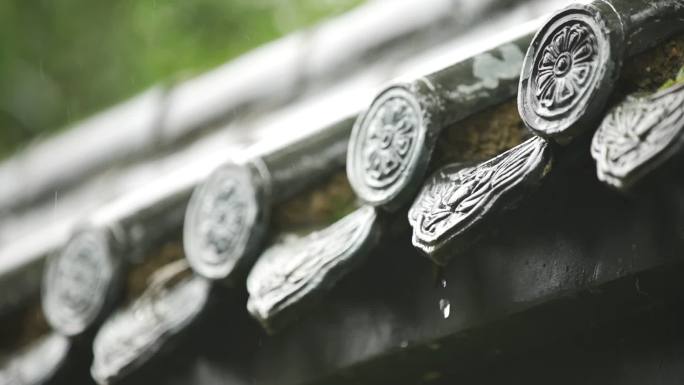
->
[[92, 272, 210, 383], [247, 206, 379, 330], [591, 83, 684, 189], [409, 136, 550, 260], [0, 334, 69, 385]]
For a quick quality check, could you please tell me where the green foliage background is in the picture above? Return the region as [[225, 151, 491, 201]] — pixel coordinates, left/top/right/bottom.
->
[[0, 0, 362, 158]]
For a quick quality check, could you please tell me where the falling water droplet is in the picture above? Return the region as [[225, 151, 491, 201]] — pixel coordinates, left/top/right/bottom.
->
[[440, 278, 447, 289], [439, 298, 450, 319]]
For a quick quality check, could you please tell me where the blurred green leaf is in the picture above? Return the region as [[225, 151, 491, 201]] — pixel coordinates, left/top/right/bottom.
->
[[0, 0, 363, 158]]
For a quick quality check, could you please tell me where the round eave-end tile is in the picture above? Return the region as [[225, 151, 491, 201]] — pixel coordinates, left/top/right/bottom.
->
[[43, 228, 122, 337], [347, 84, 435, 211], [184, 162, 269, 281], [247, 206, 380, 332], [591, 82, 684, 190], [408, 136, 552, 265], [518, 3, 625, 143], [91, 276, 210, 384]]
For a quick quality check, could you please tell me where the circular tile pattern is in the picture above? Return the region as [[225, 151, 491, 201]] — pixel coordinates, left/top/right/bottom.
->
[[347, 85, 425, 209], [43, 229, 120, 336], [184, 162, 268, 281], [518, 4, 624, 142]]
